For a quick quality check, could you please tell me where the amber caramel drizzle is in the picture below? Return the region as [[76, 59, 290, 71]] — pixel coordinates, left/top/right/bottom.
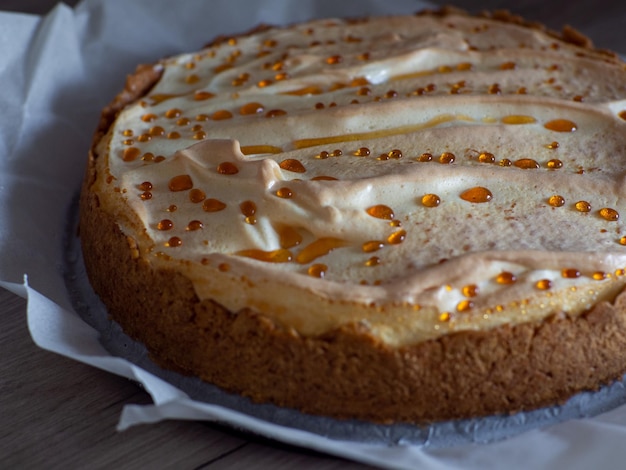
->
[[293, 114, 473, 149], [240, 145, 283, 155], [295, 238, 348, 264]]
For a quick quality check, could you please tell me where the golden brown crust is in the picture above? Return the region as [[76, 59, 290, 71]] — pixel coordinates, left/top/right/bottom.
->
[[79, 10, 626, 424]]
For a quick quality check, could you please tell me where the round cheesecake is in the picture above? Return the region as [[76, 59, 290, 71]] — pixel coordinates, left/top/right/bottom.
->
[[80, 8, 626, 423]]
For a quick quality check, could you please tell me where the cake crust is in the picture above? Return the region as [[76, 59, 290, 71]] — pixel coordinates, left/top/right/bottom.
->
[[79, 8, 626, 423]]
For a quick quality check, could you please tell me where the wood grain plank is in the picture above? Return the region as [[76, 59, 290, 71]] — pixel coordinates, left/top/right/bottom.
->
[[0, 288, 246, 469], [204, 440, 374, 470]]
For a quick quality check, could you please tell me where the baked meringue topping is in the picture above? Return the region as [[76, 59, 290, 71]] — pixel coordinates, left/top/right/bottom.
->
[[93, 12, 626, 346]]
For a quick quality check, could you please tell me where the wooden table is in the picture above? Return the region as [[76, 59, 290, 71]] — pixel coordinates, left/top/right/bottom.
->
[[0, 287, 369, 469], [2, 0, 625, 468]]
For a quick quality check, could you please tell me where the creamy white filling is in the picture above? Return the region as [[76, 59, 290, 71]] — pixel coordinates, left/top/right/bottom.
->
[[95, 13, 626, 345]]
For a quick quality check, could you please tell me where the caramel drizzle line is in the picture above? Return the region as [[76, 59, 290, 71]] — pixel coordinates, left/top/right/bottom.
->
[[293, 114, 474, 150], [390, 69, 438, 82], [240, 145, 284, 155]]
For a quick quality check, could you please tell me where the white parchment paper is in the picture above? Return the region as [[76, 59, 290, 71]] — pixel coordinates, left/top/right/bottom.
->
[[2, 1, 626, 468]]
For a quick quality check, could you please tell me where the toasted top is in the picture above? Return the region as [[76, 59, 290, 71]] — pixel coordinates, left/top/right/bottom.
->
[[91, 11, 626, 346]]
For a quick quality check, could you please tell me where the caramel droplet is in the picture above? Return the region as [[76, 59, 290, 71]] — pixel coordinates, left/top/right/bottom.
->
[[279, 159, 306, 173], [457, 300, 474, 312], [189, 188, 206, 203], [326, 55, 342, 65], [548, 195, 565, 207], [186, 220, 203, 231], [514, 158, 539, 169], [138, 181, 152, 191], [316, 151, 329, 160], [240, 102, 264, 115], [592, 271, 607, 280], [387, 229, 406, 245], [496, 272, 517, 284], [599, 207, 619, 221], [439, 152, 455, 164], [536, 279, 552, 290], [164, 108, 182, 119], [574, 201, 591, 213], [386, 149, 402, 159], [194, 91, 215, 101], [544, 119, 577, 132], [167, 236, 182, 247], [546, 141, 560, 150], [275, 187, 293, 198], [366, 205, 394, 220], [439, 312, 451, 322], [618, 110, 626, 121], [202, 198, 227, 212], [122, 147, 141, 162], [217, 162, 239, 175], [169, 174, 193, 192], [562, 268, 580, 278], [308, 263, 328, 278], [362, 240, 384, 253], [421, 194, 441, 207], [365, 256, 381, 267], [460, 187, 492, 203], [478, 152, 495, 163], [354, 147, 370, 157], [149, 126, 165, 137], [418, 153, 433, 162], [462, 284, 479, 297], [141, 113, 157, 122], [240, 200, 256, 218], [157, 219, 174, 231], [212, 110, 233, 120], [546, 159, 563, 169], [488, 83, 501, 95]]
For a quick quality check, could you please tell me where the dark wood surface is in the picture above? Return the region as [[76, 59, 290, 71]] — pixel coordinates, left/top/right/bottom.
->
[[0, 287, 369, 469], [1, 1, 625, 468]]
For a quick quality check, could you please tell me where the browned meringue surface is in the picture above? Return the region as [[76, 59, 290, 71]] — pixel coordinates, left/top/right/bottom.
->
[[92, 12, 626, 346]]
